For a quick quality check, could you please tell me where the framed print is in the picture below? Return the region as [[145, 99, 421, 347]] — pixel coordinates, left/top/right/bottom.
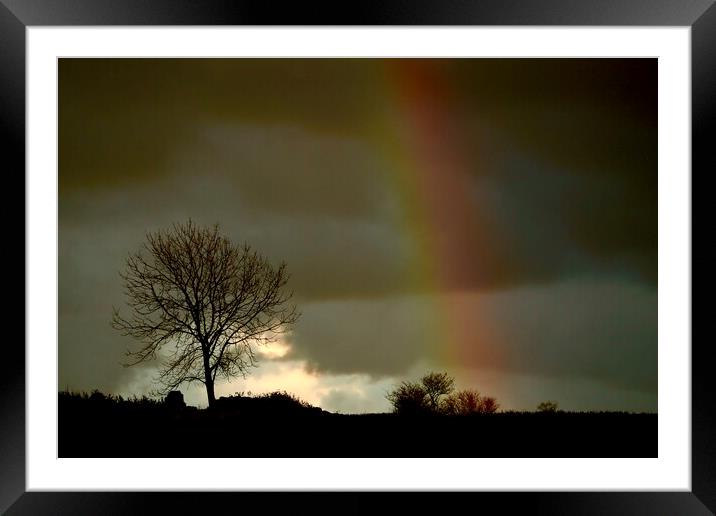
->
[[5, 0, 713, 514]]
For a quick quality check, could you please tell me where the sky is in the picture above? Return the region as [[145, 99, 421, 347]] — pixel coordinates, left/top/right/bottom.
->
[[58, 58, 657, 412]]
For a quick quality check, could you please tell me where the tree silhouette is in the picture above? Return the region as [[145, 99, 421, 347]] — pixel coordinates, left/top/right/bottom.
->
[[420, 371, 455, 411], [112, 220, 299, 407]]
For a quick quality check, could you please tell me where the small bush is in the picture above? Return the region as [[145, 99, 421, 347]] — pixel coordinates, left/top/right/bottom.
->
[[537, 400, 559, 413], [442, 389, 481, 415], [386, 381, 430, 415], [477, 396, 499, 414]]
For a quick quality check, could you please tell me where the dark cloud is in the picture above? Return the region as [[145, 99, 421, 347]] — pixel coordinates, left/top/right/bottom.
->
[[58, 58, 657, 411], [289, 280, 656, 395]]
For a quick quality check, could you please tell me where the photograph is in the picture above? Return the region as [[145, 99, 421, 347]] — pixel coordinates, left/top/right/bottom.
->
[[58, 57, 658, 458]]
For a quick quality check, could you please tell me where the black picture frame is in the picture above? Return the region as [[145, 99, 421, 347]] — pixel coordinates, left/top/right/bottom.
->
[[3, 1, 713, 514]]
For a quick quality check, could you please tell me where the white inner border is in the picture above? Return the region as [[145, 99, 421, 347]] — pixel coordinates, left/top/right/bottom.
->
[[27, 27, 691, 491]]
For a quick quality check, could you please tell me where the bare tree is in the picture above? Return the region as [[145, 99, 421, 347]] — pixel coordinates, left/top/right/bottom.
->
[[112, 220, 299, 407], [420, 371, 455, 411]]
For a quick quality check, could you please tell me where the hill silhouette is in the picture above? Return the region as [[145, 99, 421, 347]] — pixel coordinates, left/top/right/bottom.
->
[[58, 390, 656, 458]]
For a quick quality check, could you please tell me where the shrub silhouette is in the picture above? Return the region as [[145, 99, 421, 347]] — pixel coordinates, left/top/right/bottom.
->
[[212, 390, 323, 417], [477, 396, 499, 414], [442, 389, 481, 415], [89, 390, 107, 403], [388, 372, 499, 416], [442, 390, 500, 415], [537, 400, 559, 413], [385, 381, 430, 415]]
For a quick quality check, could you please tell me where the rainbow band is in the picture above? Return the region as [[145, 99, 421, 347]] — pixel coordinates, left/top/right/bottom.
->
[[380, 59, 505, 380]]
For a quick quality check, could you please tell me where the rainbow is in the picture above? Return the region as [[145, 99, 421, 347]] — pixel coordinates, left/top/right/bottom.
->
[[378, 59, 506, 383]]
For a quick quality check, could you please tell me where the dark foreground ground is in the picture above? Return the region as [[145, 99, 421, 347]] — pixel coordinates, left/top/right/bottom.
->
[[59, 392, 657, 457]]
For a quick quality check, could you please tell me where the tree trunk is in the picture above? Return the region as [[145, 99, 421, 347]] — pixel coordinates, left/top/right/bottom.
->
[[202, 349, 216, 408], [205, 378, 216, 408]]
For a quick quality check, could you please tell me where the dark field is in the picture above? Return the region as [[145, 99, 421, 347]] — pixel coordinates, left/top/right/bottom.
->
[[58, 391, 657, 458]]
